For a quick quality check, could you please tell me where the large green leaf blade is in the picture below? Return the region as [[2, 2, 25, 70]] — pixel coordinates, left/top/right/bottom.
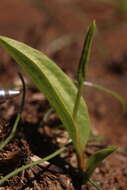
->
[[0, 36, 91, 153]]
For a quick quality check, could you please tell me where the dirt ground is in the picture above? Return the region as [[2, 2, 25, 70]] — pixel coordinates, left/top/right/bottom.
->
[[0, 0, 127, 189]]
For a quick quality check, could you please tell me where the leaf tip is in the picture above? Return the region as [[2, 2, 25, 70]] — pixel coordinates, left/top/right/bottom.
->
[[89, 20, 96, 36], [108, 146, 118, 152]]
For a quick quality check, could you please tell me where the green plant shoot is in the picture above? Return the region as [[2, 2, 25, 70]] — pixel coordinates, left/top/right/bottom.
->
[[73, 21, 96, 170]]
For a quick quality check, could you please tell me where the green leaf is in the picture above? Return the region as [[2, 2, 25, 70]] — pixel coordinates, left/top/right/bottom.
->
[[71, 22, 96, 170], [85, 146, 117, 181], [73, 21, 96, 119], [77, 21, 96, 85], [0, 36, 91, 158]]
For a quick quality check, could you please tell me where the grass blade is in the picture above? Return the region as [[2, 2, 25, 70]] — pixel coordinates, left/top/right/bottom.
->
[[0, 144, 67, 185], [84, 81, 127, 114]]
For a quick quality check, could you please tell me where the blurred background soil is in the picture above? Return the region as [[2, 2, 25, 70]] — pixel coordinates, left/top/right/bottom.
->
[[0, 0, 127, 189]]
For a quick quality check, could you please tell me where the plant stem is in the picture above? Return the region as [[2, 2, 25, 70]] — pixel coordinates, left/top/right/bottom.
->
[[72, 83, 86, 171]]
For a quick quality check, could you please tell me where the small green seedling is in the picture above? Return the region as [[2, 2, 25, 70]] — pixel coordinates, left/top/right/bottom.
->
[[0, 21, 117, 189]]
